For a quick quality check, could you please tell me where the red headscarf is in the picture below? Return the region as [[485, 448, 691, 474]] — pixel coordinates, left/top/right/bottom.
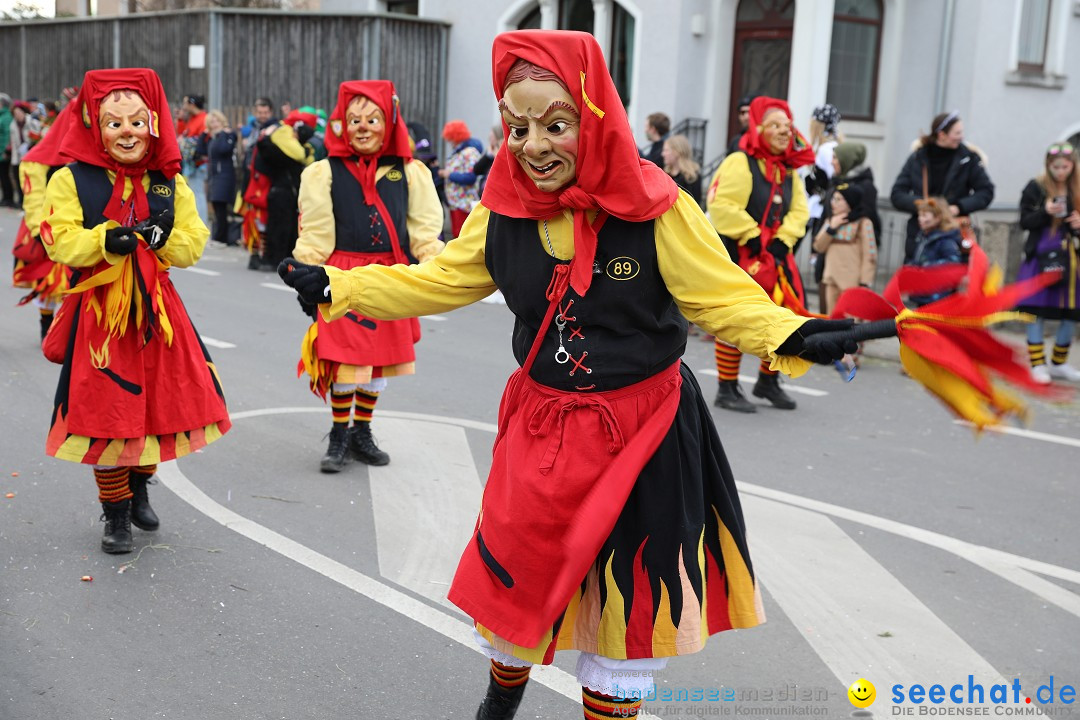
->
[[483, 30, 678, 296], [22, 101, 75, 168], [284, 109, 319, 129], [55, 69, 180, 225], [739, 96, 816, 182], [324, 80, 412, 205]]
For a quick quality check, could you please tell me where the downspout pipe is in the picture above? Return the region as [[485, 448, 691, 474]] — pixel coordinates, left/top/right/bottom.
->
[[934, 0, 956, 112]]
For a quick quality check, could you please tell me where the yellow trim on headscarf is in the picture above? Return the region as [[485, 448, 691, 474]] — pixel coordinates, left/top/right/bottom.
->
[[579, 72, 605, 119]]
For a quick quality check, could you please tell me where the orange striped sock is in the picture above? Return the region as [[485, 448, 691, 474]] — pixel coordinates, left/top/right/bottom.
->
[[354, 389, 379, 424], [582, 687, 641, 718], [758, 358, 778, 376], [131, 464, 157, 480], [95, 466, 132, 503], [490, 659, 531, 689], [714, 340, 741, 381], [331, 389, 353, 426]]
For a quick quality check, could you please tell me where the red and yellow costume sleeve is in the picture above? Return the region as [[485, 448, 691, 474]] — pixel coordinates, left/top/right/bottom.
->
[[41, 167, 208, 270], [268, 124, 311, 165], [20, 161, 50, 238], [295, 158, 445, 266], [322, 193, 812, 377], [707, 152, 810, 249]]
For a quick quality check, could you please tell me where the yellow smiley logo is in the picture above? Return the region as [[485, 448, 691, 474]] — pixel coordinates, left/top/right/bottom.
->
[[848, 679, 876, 708]]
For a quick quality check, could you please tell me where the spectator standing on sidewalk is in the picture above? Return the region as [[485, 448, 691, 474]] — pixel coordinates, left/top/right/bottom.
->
[[661, 133, 701, 204], [9, 101, 41, 207], [1016, 142, 1080, 384], [640, 111, 669, 166], [178, 94, 209, 225], [726, 95, 757, 156], [439, 120, 483, 238], [890, 111, 994, 261], [812, 182, 876, 315], [203, 109, 238, 246], [0, 93, 14, 207]]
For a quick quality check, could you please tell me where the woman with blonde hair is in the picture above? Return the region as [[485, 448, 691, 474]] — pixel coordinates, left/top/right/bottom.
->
[[661, 133, 701, 203], [1017, 141, 1080, 383], [202, 108, 238, 245]]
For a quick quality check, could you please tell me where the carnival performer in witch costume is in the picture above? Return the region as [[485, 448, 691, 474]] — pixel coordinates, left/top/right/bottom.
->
[[707, 96, 814, 413], [280, 31, 854, 719], [11, 92, 77, 339], [291, 80, 443, 472], [40, 69, 230, 554]]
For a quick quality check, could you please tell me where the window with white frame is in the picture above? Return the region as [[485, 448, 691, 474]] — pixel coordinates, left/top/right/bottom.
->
[[1017, 0, 1051, 71], [825, 0, 882, 121]]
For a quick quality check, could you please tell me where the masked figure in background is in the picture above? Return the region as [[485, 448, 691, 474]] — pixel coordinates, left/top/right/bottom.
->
[[290, 81, 443, 472], [280, 31, 853, 719], [707, 97, 813, 413], [12, 92, 77, 339], [41, 69, 230, 554], [256, 109, 316, 269]]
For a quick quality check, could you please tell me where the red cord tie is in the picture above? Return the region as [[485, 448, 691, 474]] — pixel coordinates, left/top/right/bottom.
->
[[567, 351, 591, 376], [527, 393, 625, 473]]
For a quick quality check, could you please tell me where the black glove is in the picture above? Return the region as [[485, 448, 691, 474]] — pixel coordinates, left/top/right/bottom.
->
[[133, 209, 174, 250], [776, 318, 858, 364], [278, 258, 331, 306], [297, 295, 318, 321], [768, 239, 790, 266], [104, 226, 139, 255], [745, 236, 762, 256]]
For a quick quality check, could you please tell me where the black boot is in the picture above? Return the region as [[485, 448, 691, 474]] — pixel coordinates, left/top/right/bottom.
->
[[349, 423, 390, 466], [247, 253, 263, 271], [476, 673, 528, 720], [100, 500, 134, 554], [320, 425, 351, 473], [129, 472, 160, 531], [752, 371, 797, 410], [40, 313, 53, 340], [714, 380, 756, 413]]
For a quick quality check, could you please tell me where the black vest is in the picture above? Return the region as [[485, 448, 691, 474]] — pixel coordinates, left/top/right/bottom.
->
[[328, 156, 415, 262], [739, 151, 792, 231], [67, 161, 175, 229], [485, 212, 687, 392]]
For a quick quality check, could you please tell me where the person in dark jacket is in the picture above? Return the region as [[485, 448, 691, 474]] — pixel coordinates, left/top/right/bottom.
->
[[890, 111, 994, 262], [255, 110, 315, 268], [202, 110, 238, 246], [830, 142, 881, 242], [726, 95, 757, 156], [640, 111, 670, 166], [1015, 142, 1080, 384]]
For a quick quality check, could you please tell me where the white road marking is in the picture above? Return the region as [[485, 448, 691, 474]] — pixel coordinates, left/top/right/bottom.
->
[[740, 482, 1080, 619], [698, 368, 829, 396], [953, 420, 1080, 449], [260, 282, 295, 293], [423, 315, 448, 322], [368, 418, 482, 611], [180, 266, 221, 276], [744, 496, 1029, 707], [200, 336, 236, 349], [157, 458, 657, 718]]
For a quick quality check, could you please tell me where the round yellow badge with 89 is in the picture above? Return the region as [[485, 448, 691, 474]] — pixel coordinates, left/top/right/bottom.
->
[[848, 679, 876, 708]]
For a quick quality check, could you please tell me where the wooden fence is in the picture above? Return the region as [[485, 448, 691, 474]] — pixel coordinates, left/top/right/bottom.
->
[[0, 9, 448, 144]]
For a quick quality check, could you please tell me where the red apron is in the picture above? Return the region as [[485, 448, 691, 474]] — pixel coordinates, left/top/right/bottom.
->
[[315, 250, 420, 367], [447, 263, 683, 648]]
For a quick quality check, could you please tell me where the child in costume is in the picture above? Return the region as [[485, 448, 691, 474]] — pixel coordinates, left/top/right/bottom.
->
[[280, 31, 853, 719], [291, 81, 443, 472], [41, 69, 231, 554]]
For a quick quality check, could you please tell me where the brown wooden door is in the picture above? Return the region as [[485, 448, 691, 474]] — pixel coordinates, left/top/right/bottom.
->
[[728, 0, 795, 144]]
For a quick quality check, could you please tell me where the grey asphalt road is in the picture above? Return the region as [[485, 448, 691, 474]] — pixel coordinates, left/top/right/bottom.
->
[[1, 205, 1078, 720]]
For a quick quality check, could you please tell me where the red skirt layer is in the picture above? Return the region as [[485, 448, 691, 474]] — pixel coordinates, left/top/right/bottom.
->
[[448, 361, 683, 648], [316, 250, 420, 367], [47, 255, 230, 451]]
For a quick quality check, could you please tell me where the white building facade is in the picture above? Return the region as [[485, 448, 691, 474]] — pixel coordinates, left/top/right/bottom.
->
[[335, 0, 1079, 223]]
